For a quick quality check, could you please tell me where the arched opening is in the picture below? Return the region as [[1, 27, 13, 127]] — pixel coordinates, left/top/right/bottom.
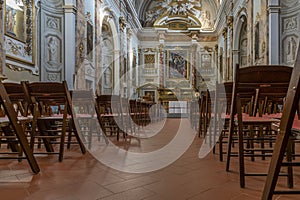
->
[[239, 18, 248, 67], [101, 22, 114, 94]]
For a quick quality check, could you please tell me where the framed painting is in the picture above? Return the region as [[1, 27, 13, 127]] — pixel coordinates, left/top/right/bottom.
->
[[201, 53, 214, 75], [4, 0, 36, 73], [5, 0, 26, 41], [167, 50, 189, 79]]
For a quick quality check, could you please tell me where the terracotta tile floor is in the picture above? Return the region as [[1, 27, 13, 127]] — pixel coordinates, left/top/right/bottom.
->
[[0, 118, 300, 199]]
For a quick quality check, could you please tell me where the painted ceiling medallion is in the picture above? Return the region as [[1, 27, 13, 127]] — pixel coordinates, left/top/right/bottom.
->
[[148, 0, 202, 31], [156, 0, 201, 16]]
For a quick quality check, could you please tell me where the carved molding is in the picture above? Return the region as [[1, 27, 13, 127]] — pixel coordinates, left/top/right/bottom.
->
[[214, 44, 219, 54], [222, 27, 228, 38], [283, 16, 298, 33], [40, 0, 64, 81], [42, 0, 63, 8], [281, 0, 300, 8], [0, 0, 3, 11], [25, 0, 33, 55], [6, 63, 38, 75], [119, 16, 127, 31], [227, 16, 234, 30]]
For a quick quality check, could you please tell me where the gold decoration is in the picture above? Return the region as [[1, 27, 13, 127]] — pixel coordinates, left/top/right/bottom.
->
[[261, 41, 265, 53], [222, 27, 228, 38], [0, 0, 3, 10], [25, 0, 33, 55], [149, 0, 202, 31], [126, 28, 132, 38], [119, 16, 126, 31], [227, 16, 233, 30], [79, 42, 84, 58], [144, 54, 155, 67], [152, 0, 201, 16], [143, 48, 156, 53], [214, 44, 218, 53]]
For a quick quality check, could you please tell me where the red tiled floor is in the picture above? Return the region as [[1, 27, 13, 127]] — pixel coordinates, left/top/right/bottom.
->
[[0, 118, 299, 199]]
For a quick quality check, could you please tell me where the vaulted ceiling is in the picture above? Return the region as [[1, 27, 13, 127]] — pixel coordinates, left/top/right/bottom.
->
[[133, 0, 219, 30]]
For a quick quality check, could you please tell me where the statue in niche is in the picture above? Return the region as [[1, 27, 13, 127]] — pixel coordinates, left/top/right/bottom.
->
[[286, 36, 297, 63], [47, 36, 59, 66], [240, 39, 248, 66], [104, 67, 112, 88]]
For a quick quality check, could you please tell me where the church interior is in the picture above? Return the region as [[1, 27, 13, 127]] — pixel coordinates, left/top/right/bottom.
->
[[0, 0, 300, 199]]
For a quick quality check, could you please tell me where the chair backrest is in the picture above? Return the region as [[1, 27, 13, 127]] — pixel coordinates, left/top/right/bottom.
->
[[22, 81, 72, 116], [233, 64, 292, 116], [95, 95, 122, 115], [3, 82, 31, 117], [71, 90, 96, 115], [95, 94, 124, 135]]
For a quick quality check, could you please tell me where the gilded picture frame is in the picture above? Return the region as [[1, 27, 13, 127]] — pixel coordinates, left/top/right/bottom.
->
[[5, 0, 26, 41], [167, 50, 189, 79], [4, 0, 36, 72]]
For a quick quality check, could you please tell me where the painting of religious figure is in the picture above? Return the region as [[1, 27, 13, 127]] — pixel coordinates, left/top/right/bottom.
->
[[5, 0, 25, 41], [168, 50, 189, 79]]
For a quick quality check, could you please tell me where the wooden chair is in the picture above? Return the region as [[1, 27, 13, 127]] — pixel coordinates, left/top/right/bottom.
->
[[95, 95, 125, 141], [71, 90, 108, 149], [3, 82, 32, 117], [262, 44, 300, 199], [212, 82, 233, 161], [226, 64, 292, 188], [22, 81, 86, 161], [129, 99, 140, 129], [198, 90, 210, 137], [0, 82, 39, 173], [120, 97, 134, 135], [1, 82, 32, 153], [189, 100, 200, 130]]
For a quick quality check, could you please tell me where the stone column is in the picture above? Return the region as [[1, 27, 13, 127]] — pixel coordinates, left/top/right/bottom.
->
[[0, 1, 4, 75], [268, 0, 280, 64], [63, 2, 77, 89], [119, 16, 126, 96], [214, 44, 219, 83], [232, 50, 239, 81], [222, 27, 228, 81], [191, 44, 197, 90], [158, 44, 165, 88], [95, 0, 103, 95], [227, 16, 233, 81], [126, 28, 132, 98]]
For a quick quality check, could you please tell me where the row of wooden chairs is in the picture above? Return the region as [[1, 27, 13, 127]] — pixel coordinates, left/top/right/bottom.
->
[[191, 62, 300, 198], [0, 81, 87, 171], [226, 65, 293, 189], [95, 95, 164, 142], [0, 81, 164, 173]]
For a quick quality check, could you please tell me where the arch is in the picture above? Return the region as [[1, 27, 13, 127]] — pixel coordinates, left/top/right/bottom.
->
[[233, 8, 248, 70], [233, 8, 248, 51], [100, 8, 120, 95]]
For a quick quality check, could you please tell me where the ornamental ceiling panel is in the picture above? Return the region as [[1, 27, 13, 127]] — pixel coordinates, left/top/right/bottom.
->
[[138, 0, 217, 31]]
